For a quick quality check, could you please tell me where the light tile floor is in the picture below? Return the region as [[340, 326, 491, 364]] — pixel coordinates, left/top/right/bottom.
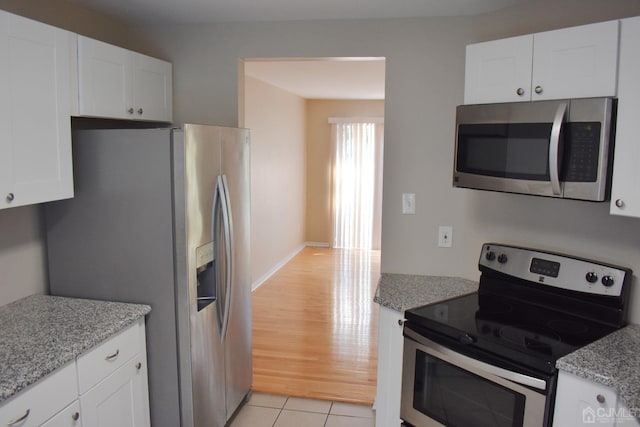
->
[[230, 392, 375, 427]]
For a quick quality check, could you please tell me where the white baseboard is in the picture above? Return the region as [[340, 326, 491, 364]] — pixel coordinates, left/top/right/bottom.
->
[[251, 243, 306, 291], [305, 241, 330, 248]]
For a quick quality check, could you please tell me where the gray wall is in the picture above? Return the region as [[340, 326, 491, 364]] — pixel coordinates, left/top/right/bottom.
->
[[2, 0, 640, 324], [135, 0, 640, 323], [0, 1, 150, 305]]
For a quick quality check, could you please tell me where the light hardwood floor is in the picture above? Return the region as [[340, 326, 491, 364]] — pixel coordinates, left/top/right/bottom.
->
[[251, 247, 381, 405]]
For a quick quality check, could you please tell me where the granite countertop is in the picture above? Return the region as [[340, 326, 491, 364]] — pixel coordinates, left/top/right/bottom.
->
[[374, 273, 478, 312], [0, 294, 151, 403], [557, 324, 640, 414]]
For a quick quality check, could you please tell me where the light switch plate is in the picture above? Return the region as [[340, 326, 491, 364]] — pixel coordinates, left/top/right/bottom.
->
[[402, 193, 415, 214]]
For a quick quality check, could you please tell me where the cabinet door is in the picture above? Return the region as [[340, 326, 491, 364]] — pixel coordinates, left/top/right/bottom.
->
[[0, 11, 73, 209], [0, 363, 77, 427], [41, 401, 81, 427], [80, 357, 150, 427], [78, 35, 133, 120], [132, 53, 172, 122], [532, 20, 619, 101], [375, 305, 404, 427], [610, 17, 640, 218], [553, 371, 617, 427], [464, 34, 533, 104]]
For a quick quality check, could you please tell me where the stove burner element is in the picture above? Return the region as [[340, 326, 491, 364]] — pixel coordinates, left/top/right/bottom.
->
[[499, 325, 559, 355]]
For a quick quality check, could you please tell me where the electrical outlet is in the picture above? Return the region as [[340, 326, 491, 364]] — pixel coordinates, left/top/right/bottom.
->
[[438, 226, 453, 247], [402, 193, 415, 214]]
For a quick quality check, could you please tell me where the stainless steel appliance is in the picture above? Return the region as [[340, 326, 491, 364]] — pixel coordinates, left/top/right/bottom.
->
[[45, 125, 251, 427], [401, 243, 632, 427], [454, 98, 615, 201]]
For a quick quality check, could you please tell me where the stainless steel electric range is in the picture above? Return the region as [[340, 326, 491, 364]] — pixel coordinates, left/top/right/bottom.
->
[[400, 243, 632, 427]]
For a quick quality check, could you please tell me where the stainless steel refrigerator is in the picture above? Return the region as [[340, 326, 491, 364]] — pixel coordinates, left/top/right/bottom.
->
[[45, 124, 251, 427]]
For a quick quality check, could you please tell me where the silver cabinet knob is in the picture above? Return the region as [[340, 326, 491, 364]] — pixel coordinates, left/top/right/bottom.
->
[[6, 193, 14, 202], [397, 319, 406, 326], [137, 108, 144, 115], [72, 412, 80, 421], [615, 199, 625, 208], [516, 87, 525, 96], [534, 85, 543, 94], [128, 108, 134, 114], [597, 394, 606, 404]]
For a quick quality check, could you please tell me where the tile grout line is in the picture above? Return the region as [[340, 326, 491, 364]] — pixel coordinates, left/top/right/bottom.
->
[[270, 396, 288, 427]]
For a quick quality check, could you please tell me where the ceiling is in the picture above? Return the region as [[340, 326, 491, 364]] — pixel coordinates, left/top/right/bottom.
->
[[69, 0, 529, 25], [244, 58, 386, 100], [67, 0, 528, 100]]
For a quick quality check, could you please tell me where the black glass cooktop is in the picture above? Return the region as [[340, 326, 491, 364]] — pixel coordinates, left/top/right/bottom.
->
[[405, 292, 619, 374]]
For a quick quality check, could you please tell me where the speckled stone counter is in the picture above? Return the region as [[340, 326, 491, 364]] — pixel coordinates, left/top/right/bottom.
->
[[374, 273, 478, 312], [0, 294, 151, 403], [557, 324, 640, 414]]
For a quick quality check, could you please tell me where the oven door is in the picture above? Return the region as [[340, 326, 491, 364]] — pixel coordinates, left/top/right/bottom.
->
[[401, 330, 548, 427]]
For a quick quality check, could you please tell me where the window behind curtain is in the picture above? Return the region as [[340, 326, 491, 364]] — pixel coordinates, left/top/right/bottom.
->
[[330, 119, 384, 250]]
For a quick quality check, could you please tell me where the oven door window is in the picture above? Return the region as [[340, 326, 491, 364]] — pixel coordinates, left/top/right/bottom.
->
[[456, 123, 554, 181], [414, 349, 526, 427]]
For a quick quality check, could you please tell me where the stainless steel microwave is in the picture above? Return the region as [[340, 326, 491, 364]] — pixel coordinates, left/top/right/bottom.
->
[[453, 97, 616, 201]]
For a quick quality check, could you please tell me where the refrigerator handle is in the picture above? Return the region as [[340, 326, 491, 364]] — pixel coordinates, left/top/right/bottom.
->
[[213, 176, 225, 334], [219, 174, 234, 340]]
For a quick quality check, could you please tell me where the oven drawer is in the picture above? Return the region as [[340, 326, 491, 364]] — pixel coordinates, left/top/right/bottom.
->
[[401, 330, 548, 427]]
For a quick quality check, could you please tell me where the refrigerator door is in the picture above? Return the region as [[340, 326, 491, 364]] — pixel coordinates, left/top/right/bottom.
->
[[221, 127, 252, 420], [181, 124, 226, 427]]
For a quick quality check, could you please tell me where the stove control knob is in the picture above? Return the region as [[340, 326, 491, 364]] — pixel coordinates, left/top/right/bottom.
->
[[497, 254, 508, 264], [485, 251, 496, 261], [601, 276, 615, 287], [586, 272, 598, 283], [459, 333, 476, 345]]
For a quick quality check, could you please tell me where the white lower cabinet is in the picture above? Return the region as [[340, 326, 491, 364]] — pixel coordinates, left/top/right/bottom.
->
[[375, 305, 404, 427], [0, 320, 149, 427], [41, 401, 81, 427], [553, 371, 640, 427], [80, 357, 149, 427], [0, 363, 77, 427]]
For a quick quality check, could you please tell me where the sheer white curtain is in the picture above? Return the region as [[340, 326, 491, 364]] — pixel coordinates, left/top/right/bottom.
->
[[330, 118, 384, 250]]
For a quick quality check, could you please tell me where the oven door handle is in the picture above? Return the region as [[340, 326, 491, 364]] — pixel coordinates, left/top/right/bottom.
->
[[404, 328, 547, 391]]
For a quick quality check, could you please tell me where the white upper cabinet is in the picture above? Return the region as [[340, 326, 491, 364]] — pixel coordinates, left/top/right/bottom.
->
[[0, 11, 74, 209], [465, 20, 619, 104], [78, 35, 172, 122], [610, 17, 640, 218], [464, 35, 533, 104]]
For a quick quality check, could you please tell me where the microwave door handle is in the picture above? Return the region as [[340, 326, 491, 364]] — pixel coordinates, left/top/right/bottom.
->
[[549, 102, 567, 196]]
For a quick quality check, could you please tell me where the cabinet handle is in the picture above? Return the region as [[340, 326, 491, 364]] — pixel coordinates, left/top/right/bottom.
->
[[72, 411, 80, 421], [534, 85, 543, 94], [597, 394, 606, 404], [128, 108, 134, 114], [6, 193, 14, 203], [516, 87, 525, 96], [105, 349, 120, 361], [136, 362, 142, 370], [137, 108, 144, 115], [615, 199, 625, 208], [397, 319, 406, 326], [7, 409, 30, 426]]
